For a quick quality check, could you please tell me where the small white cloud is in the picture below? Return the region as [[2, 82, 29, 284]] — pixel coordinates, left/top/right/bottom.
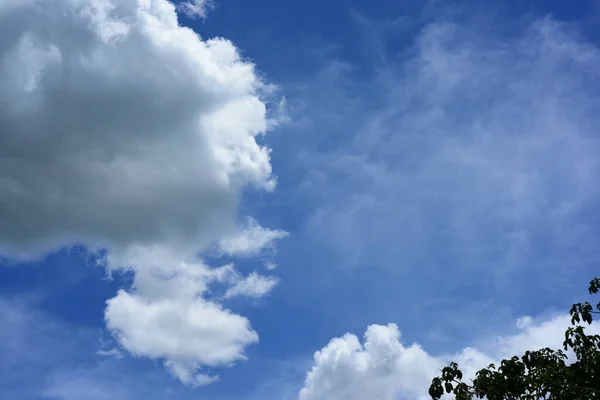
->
[[95, 348, 123, 359], [103, 246, 266, 383], [105, 290, 258, 385], [176, 0, 214, 19], [219, 218, 289, 256], [516, 316, 533, 329], [164, 361, 219, 387], [267, 96, 291, 129], [265, 261, 278, 271], [224, 272, 279, 299]]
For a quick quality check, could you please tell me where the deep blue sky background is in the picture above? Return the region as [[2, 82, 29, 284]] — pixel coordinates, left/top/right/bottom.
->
[[1, 0, 600, 399]]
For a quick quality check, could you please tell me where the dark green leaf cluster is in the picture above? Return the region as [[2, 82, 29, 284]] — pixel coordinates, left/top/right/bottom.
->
[[429, 278, 600, 400]]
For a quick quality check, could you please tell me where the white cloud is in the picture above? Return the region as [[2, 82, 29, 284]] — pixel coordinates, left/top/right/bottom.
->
[[103, 248, 265, 385], [0, 0, 274, 257], [176, 0, 213, 19], [219, 218, 289, 256], [289, 12, 600, 317], [96, 348, 123, 359], [290, 11, 600, 400], [0, 0, 281, 385], [299, 315, 600, 400], [299, 323, 438, 400], [265, 261, 278, 270], [106, 290, 258, 386], [309, 17, 599, 264], [224, 272, 279, 299], [102, 246, 274, 383]]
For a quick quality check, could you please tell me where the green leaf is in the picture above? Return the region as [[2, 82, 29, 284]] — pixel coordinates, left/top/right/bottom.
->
[[445, 382, 453, 394], [427, 276, 600, 400]]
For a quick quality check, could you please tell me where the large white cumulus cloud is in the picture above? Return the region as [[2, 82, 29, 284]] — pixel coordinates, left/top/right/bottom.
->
[[299, 316, 600, 400], [0, 0, 283, 385], [0, 0, 273, 254]]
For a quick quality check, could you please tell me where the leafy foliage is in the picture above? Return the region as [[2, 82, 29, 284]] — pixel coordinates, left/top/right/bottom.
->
[[429, 278, 600, 400]]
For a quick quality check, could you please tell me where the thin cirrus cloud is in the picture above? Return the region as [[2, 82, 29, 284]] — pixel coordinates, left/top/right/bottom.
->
[[0, 298, 191, 400], [223, 271, 280, 299], [293, 12, 600, 296], [175, 0, 214, 19], [219, 217, 290, 257], [2, 0, 600, 398], [289, 9, 600, 400], [0, 0, 286, 386]]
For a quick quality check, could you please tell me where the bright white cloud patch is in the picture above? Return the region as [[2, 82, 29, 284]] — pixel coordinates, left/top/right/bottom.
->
[[224, 271, 279, 299], [176, 0, 213, 19], [299, 323, 438, 400], [106, 290, 258, 386], [265, 261, 278, 270], [299, 316, 600, 400], [219, 218, 289, 256], [0, 0, 284, 385]]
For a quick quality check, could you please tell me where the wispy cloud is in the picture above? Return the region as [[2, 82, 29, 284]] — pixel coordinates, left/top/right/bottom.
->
[[219, 218, 289, 257], [249, 8, 600, 375], [224, 272, 279, 299], [175, 0, 215, 19], [289, 12, 600, 305], [0, 298, 116, 399], [0, 297, 208, 400]]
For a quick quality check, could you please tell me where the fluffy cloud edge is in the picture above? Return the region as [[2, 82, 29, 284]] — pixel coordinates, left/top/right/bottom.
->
[[0, 0, 285, 387], [299, 315, 600, 400], [224, 271, 279, 299], [219, 218, 290, 257]]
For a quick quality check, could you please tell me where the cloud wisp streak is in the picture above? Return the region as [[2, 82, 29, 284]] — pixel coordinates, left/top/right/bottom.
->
[[280, 10, 600, 399], [289, 13, 600, 310]]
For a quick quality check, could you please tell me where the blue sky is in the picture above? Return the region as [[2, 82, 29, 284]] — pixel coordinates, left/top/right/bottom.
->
[[1, 0, 600, 399]]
